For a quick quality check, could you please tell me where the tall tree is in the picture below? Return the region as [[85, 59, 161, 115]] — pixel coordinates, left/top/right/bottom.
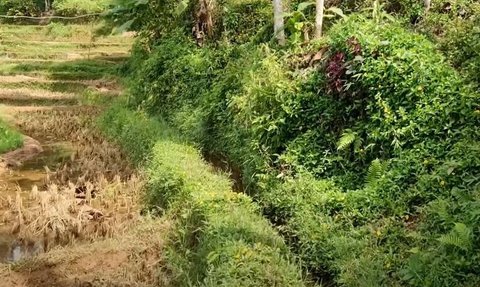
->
[[273, 0, 286, 46], [315, 0, 325, 38], [424, 0, 431, 12], [45, 0, 51, 12]]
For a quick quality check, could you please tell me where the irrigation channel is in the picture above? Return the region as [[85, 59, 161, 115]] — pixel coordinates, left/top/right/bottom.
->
[[0, 24, 170, 286]]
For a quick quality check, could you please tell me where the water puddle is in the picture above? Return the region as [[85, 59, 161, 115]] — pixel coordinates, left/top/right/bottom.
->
[[0, 141, 72, 263]]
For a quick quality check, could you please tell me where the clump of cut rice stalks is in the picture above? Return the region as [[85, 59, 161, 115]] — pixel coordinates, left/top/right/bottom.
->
[[2, 174, 142, 251], [15, 107, 134, 182], [1, 106, 143, 253]]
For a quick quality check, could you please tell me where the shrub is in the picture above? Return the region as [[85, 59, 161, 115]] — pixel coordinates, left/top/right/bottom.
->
[[417, 2, 480, 87], [0, 0, 43, 17], [257, 15, 479, 286], [52, 0, 111, 16]]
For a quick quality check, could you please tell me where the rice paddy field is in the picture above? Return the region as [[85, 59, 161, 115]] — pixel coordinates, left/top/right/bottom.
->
[[0, 22, 172, 286]]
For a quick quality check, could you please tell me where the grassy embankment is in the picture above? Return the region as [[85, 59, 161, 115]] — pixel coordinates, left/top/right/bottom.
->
[[97, 104, 308, 286]]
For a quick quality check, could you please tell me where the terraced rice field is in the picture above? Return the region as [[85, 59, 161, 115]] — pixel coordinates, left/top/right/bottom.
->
[[0, 23, 171, 286]]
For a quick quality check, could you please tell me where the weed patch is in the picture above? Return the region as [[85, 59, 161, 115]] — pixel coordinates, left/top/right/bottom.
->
[[0, 119, 23, 154]]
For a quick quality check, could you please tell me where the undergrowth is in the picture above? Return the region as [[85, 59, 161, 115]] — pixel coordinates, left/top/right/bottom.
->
[[119, 6, 480, 287], [97, 0, 480, 285], [98, 104, 308, 286]]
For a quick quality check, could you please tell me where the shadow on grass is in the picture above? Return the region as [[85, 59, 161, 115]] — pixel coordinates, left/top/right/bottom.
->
[[0, 98, 78, 106], [0, 81, 89, 94], [0, 56, 127, 80]]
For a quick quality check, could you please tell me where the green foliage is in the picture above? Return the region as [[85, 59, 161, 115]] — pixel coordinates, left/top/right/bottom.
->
[[97, 104, 307, 286], [437, 223, 473, 251], [336, 129, 358, 151], [104, 0, 149, 33], [365, 158, 387, 187], [0, 119, 23, 154], [0, 56, 121, 81], [0, 0, 110, 20], [417, 1, 480, 87], [71, 0, 111, 15], [52, 0, 111, 16], [148, 141, 306, 286], [219, 0, 273, 44], [98, 103, 175, 164], [0, 0, 43, 17], [116, 0, 480, 284], [285, 4, 346, 43]]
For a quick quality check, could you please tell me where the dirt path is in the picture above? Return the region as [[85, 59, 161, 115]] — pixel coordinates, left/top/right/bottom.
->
[[0, 24, 171, 286]]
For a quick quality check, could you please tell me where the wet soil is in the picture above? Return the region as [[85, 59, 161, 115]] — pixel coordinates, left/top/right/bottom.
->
[[0, 139, 73, 263]]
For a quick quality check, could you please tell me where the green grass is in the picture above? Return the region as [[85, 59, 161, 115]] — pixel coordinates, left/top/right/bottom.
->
[[0, 23, 132, 61], [97, 104, 307, 286], [0, 81, 90, 94], [0, 118, 23, 154], [0, 59, 121, 80], [0, 23, 132, 43], [0, 46, 129, 60]]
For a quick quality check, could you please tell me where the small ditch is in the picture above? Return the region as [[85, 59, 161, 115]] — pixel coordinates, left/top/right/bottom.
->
[[203, 151, 244, 193]]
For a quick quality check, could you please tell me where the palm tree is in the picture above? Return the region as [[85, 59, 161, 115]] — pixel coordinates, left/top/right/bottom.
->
[[315, 0, 325, 38], [424, 0, 431, 12], [45, 0, 51, 12], [272, 0, 286, 45]]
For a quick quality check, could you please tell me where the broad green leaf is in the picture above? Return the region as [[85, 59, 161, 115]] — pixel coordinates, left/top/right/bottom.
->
[[297, 2, 314, 12], [326, 7, 346, 18]]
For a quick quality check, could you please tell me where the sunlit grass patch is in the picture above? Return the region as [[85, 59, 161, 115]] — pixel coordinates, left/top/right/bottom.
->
[[0, 118, 23, 154], [0, 23, 133, 44], [0, 80, 89, 94], [0, 60, 120, 80]]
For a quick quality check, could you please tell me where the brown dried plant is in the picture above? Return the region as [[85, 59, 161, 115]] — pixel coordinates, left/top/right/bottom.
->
[[2, 106, 142, 251]]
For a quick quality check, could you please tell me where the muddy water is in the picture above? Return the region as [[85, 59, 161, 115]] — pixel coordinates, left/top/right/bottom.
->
[[0, 141, 72, 263]]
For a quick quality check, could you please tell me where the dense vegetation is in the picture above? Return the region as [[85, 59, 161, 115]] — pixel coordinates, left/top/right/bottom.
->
[[98, 105, 306, 286], [0, 0, 110, 17], [97, 0, 480, 285]]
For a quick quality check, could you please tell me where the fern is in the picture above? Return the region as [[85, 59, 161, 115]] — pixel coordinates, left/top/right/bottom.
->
[[365, 159, 385, 187], [353, 136, 363, 152], [438, 223, 472, 251], [337, 129, 357, 151]]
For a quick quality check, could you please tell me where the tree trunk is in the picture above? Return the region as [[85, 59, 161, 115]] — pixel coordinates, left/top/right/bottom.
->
[[45, 0, 50, 12], [272, 0, 286, 46], [315, 0, 325, 38], [424, 0, 431, 13]]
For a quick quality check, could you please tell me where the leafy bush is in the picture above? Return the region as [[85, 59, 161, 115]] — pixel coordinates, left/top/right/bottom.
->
[[0, 0, 43, 17], [52, 0, 111, 16], [259, 15, 479, 285], [417, 1, 480, 87]]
